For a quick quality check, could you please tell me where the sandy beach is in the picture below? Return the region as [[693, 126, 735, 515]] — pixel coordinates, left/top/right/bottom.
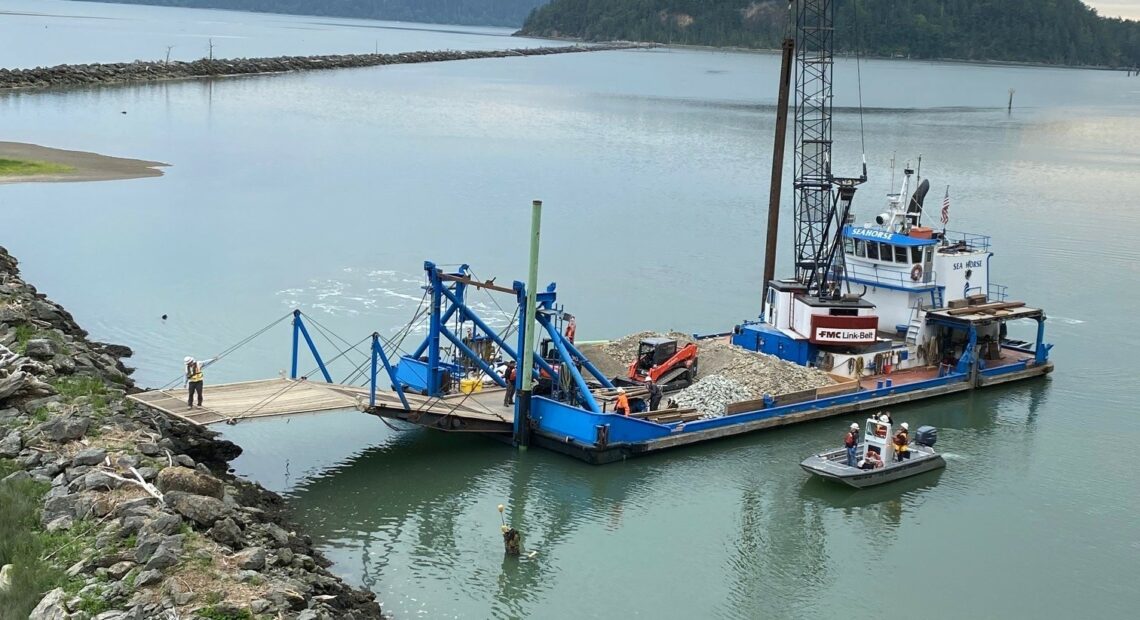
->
[[0, 141, 166, 184]]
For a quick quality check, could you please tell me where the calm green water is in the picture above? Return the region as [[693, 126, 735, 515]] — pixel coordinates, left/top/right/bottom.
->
[[2, 1, 1139, 618]]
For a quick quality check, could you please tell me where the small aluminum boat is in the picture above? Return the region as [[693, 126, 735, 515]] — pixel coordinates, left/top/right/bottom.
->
[[801, 417, 945, 488]]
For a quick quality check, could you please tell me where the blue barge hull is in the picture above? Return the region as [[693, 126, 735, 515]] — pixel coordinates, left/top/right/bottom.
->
[[529, 360, 1052, 465]]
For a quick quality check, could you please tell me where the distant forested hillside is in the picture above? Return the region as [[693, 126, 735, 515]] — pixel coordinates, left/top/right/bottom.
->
[[520, 0, 1140, 67], [77, 0, 547, 27]]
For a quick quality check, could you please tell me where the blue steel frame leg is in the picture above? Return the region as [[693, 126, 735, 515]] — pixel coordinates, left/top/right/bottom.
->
[[291, 310, 301, 379], [563, 339, 615, 389], [427, 269, 443, 395], [956, 325, 977, 376], [537, 316, 601, 413], [410, 264, 469, 359], [1034, 316, 1051, 364], [369, 334, 378, 407], [372, 333, 409, 410], [294, 313, 333, 383]]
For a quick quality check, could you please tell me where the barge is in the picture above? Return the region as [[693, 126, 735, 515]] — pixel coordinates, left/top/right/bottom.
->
[[353, 2, 1053, 464], [355, 255, 1051, 464]]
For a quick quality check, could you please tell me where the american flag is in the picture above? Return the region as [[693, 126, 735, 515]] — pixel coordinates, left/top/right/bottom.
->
[[940, 186, 950, 226]]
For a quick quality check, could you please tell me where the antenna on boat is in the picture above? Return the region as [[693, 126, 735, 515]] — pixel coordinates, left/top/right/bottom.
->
[[916, 154, 923, 189], [890, 151, 896, 190]]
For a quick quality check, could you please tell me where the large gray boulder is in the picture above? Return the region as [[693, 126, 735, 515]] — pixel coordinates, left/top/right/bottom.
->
[[39, 414, 89, 443], [0, 429, 22, 457], [208, 517, 243, 549], [232, 546, 266, 571], [28, 587, 69, 620], [163, 491, 229, 526], [23, 338, 56, 360], [142, 545, 178, 571], [140, 513, 182, 538], [83, 470, 120, 491], [155, 466, 223, 499], [41, 494, 80, 526], [72, 447, 107, 467]]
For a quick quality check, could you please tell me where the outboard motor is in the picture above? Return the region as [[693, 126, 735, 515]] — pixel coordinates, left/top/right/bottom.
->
[[915, 425, 938, 447]]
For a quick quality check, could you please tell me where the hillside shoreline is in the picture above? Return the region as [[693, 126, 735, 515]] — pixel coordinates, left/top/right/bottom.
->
[[0, 245, 381, 619]]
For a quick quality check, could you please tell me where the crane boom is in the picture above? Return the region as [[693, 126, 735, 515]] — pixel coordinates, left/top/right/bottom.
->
[[791, 0, 865, 297]]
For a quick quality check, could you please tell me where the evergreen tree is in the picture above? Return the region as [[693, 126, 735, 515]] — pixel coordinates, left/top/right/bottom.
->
[[520, 0, 1140, 68]]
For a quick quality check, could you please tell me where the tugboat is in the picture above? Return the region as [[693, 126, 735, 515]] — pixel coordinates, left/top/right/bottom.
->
[[800, 417, 945, 488]]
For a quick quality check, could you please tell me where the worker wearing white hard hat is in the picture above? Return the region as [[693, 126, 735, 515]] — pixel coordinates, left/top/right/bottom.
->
[[844, 422, 860, 467], [614, 388, 630, 416], [183, 355, 218, 410], [893, 422, 912, 462]]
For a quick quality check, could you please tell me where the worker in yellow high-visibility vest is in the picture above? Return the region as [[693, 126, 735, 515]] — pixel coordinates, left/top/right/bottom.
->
[[184, 356, 217, 409]]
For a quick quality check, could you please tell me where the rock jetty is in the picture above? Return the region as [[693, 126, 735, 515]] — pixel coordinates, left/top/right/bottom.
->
[[0, 244, 380, 619], [0, 43, 650, 91]]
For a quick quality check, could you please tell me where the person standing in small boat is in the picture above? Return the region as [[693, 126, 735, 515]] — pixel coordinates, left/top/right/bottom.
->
[[844, 423, 859, 466], [894, 422, 911, 461]]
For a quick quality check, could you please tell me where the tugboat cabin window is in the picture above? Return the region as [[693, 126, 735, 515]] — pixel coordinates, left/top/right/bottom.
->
[[867, 241, 879, 260], [855, 239, 866, 257], [894, 246, 908, 263], [879, 242, 893, 262], [844, 238, 854, 255], [911, 247, 923, 263]]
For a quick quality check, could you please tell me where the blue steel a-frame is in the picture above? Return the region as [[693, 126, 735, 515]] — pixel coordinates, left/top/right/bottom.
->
[[290, 309, 407, 409], [512, 281, 615, 416], [394, 261, 567, 398], [290, 309, 332, 383], [356, 261, 617, 444]]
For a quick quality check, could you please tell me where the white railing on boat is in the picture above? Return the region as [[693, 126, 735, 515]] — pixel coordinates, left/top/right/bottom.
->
[[837, 263, 938, 287], [941, 230, 992, 252]]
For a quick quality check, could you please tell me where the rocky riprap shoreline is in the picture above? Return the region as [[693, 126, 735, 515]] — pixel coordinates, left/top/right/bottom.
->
[[0, 244, 380, 618], [0, 43, 650, 91]]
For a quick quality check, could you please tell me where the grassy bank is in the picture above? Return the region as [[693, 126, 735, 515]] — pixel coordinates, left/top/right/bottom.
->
[[0, 460, 67, 620], [0, 158, 74, 177]]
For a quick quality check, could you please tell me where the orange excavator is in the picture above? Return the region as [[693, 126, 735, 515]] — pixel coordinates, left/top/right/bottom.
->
[[626, 337, 699, 389]]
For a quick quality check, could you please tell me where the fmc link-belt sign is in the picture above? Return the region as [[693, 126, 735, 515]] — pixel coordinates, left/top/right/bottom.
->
[[809, 315, 879, 345], [814, 327, 876, 343]]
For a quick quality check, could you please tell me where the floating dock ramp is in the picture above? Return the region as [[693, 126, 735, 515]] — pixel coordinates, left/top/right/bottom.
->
[[128, 379, 361, 426], [129, 378, 514, 433]]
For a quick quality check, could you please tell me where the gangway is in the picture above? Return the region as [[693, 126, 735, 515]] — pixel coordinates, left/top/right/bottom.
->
[[127, 267, 529, 434]]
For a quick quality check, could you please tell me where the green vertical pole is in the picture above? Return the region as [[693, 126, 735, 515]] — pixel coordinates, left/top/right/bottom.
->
[[517, 199, 542, 447]]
